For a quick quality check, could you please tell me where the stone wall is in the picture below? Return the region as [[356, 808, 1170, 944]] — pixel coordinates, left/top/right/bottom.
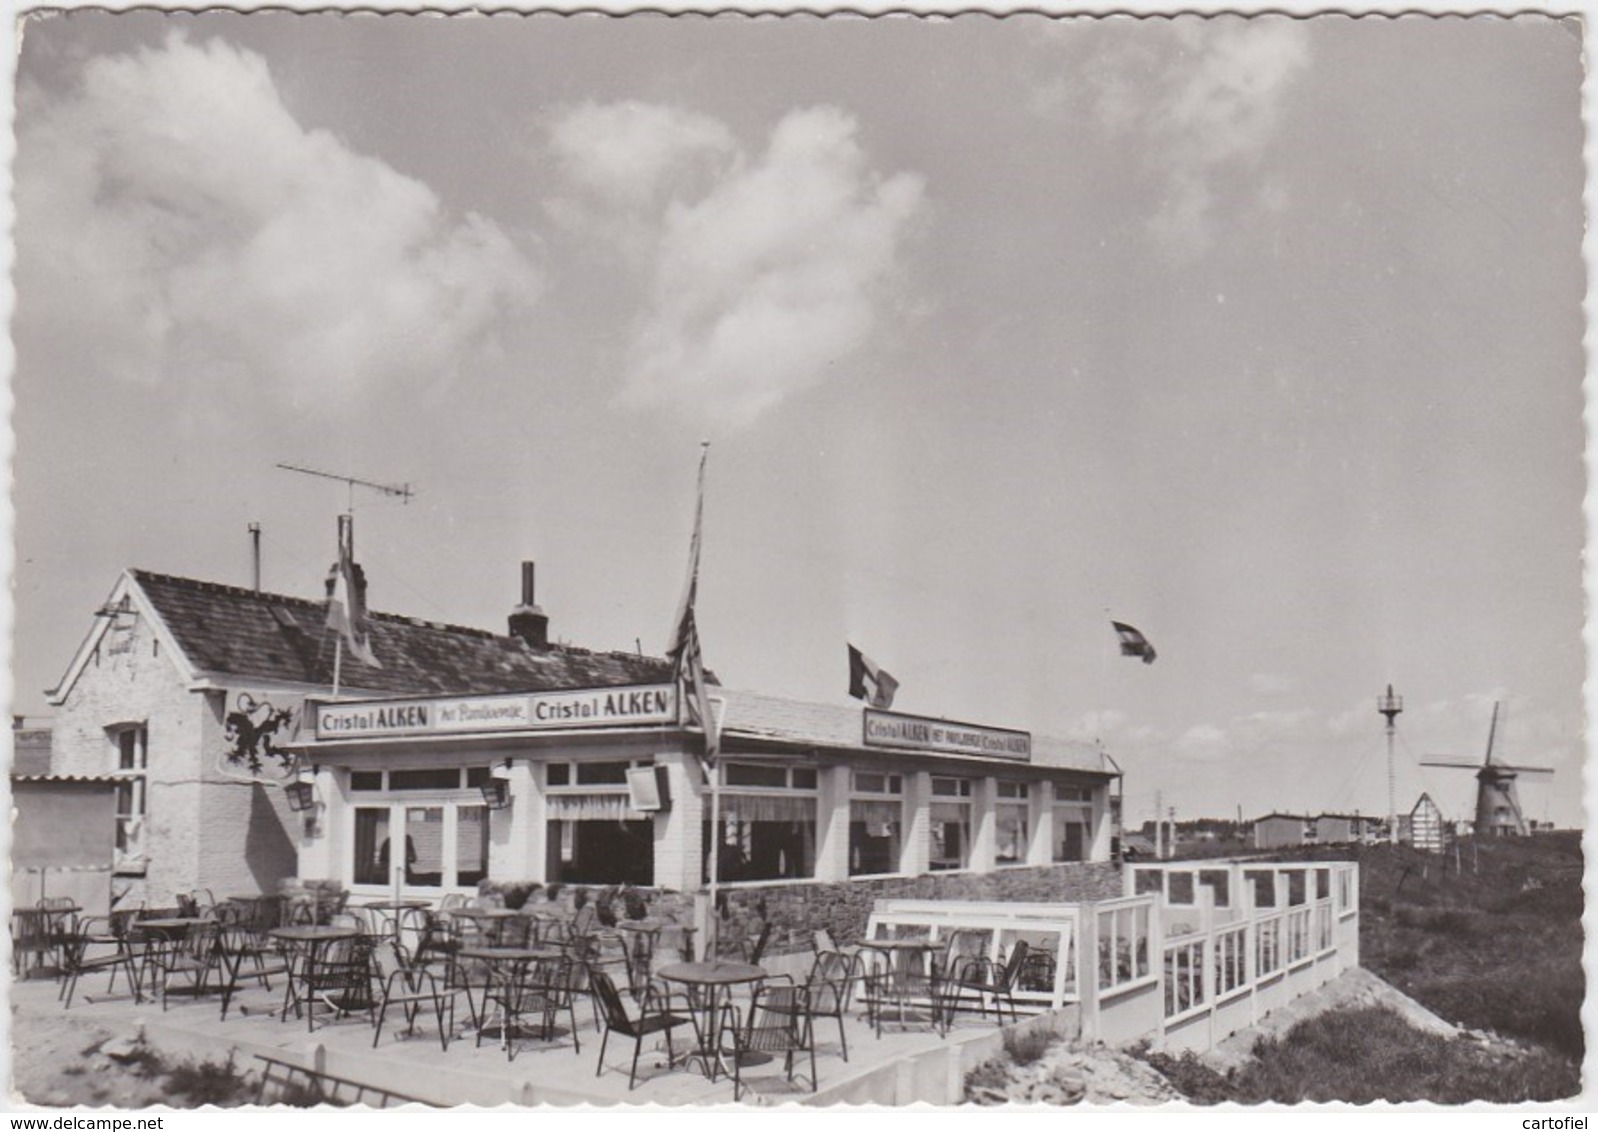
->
[[713, 862, 1125, 955]]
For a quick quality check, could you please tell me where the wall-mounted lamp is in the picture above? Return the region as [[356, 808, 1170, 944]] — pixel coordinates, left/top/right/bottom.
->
[[285, 764, 319, 812], [481, 760, 513, 810]]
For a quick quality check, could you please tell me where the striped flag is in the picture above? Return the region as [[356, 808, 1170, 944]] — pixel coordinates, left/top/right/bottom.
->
[[668, 446, 718, 772], [1112, 621, 1157, 665], [848, 644, 899, 708], [326, 514, 380, 667]]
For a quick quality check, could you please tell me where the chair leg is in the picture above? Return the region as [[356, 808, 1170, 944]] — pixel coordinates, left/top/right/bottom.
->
[[628, 1035, 642, 1090], [595, 1028, 610, 1078]]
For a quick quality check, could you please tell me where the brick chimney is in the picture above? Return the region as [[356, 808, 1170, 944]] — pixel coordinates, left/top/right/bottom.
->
[[509, 561, 550, 648]]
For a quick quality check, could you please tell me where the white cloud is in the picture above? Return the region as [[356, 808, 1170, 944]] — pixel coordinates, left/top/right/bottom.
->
[[1069, 18, 1311, 257], [16, 32, 539, 409], [550, 101, 735, 211], [1175, 722, 1230, 760], [552, 103, 925, 429]]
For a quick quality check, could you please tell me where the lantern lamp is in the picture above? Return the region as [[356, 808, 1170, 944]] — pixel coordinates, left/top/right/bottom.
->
[[481, 761, 513, 810]]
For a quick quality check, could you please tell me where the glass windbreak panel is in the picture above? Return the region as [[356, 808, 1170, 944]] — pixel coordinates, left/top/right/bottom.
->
[[849, 799, 901, 875], [1247, 870, 1276, 907], [349, 771, 383, 792], [575, 762, 630, 786], [1200, 869, 1230, 908], [996, 805, 1029, 863], [1287, 870, 1307, 906], [390, 768, 461, 791], [1133, 905, 1150, 978], [1133, 870, 1163, 897], [998, 928, 1066, 995], [353, 807, 392, 886], [404, 806, 445, 887], [1316, 870, 1331, 900], [1168, 872, 1195, 905], [456, 805, 489, 886]]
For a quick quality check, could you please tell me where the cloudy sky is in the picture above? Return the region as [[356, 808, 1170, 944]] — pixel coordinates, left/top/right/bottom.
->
[[10, 12, 1587, 830]]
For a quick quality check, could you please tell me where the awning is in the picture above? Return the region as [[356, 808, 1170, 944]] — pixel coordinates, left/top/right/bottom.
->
[[545, 794, 649, 821]]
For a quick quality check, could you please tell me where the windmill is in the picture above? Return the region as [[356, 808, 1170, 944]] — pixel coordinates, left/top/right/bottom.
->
[[1421, 702, 1553, 837]]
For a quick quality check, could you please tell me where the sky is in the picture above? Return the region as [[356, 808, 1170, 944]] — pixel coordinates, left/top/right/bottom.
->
[[8, 10, 1589, 831]]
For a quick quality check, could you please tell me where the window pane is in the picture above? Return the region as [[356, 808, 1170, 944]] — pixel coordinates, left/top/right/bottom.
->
[[575, 761, 630, 786], [546, 763, 570, 787], [849, 800, 901, 875], [349, 771, 383, 792], [354, 808, 391, 886], [792, 767, 818, 790], [456, 805, 489, 886], [852, 772, 885, 794], [390, 768, 461, 791], [405, 807, 444, 887], [725, 763, 788, 788], [465, 767, 490, 788]]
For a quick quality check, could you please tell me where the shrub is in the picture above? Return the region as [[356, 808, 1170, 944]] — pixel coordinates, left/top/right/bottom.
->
[[1002, 1027, 1056, 1067], [964, 1057, 1011, 1100], [478, 880, 541, 910], [164, 1054, 253, 1107]]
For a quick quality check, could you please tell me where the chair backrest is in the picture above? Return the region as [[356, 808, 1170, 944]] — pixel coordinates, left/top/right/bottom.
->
[[813, 928, 838, 954], [38, 896, 76, 912], [1000, 940, 1030, 987], [569, 905, 596, 937], [808, 951, 854, 1011], [747, 922, 773, 965], [586, 969, 632, 1028], [438, 893, 468, 913]]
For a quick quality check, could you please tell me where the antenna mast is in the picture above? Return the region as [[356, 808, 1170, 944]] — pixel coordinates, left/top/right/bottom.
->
[[1378, 684, 1404, 845], [276, 463, 414, 510]]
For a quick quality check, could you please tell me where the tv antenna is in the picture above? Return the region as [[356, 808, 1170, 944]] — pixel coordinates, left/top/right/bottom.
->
[[277, 463, 415, 511]]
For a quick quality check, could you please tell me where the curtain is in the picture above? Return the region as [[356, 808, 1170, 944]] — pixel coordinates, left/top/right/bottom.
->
[[719, 793, 816, 823], [545, 794, 648, 821]]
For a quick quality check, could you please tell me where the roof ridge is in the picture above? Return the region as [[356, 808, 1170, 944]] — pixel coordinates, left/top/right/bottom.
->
[[128, 567, 675, 659]]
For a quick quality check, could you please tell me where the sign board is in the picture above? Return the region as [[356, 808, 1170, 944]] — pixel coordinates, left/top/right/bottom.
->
[[863, 709, 1031, 761], [315, 684, 678, 740], [216, 691, 303, 783]]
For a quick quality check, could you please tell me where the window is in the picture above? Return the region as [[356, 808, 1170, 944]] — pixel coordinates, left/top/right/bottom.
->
[[849, 771, 903, 876], [346, 767, 501, 891], [996, 783, 1030, 865], [1215, 927, 1247, 997], [111, 725, 148, 873], [929, 777, 973, 871], [1097, 903, 1151, 991], [1164, 939, 1205, 1018], [544, 759, 656, 886], [706, 763, 819, 881]]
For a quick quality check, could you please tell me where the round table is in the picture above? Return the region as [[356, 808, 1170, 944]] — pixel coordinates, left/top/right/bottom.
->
[[459, 946, 570, 1052], [267, 925, 361, 1027], [448, 906, 528, 946], [656, 961, 768, 1079], [857, 939, 942, 1033]]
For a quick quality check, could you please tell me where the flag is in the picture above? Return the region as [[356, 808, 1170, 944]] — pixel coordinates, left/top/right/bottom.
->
[[668, 446, 717, 772], [1112, 621, 1157, 665], [848, 644, 900, 708], [326, 514, 380, 667]]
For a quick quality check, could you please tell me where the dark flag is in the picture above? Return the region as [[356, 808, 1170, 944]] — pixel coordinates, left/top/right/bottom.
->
[[1112, 621, 1157, 665], [848, 644, 900, 708], [668, 446, 718, 772], [326, 513, 380, 667]]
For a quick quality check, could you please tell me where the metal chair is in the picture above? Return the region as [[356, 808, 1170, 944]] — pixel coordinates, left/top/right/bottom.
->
[[477, 954, 583, 1061], [946, 940, 1030, 1025], [305, 935, 378, 1033], [719, 983, 818, 1101], [214, 921, 291, 1019], [157, 920, 223, 1011], [372, 940, 460, 1052], [59, 914, 143, 1009], [588, 969, 695, 1090]]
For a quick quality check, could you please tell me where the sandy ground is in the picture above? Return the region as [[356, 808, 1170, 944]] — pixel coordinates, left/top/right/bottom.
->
[[9, 993, 179, 1109]]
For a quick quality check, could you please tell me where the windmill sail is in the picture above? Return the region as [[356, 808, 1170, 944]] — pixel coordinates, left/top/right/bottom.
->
[[1420, 700, 1553, 837]]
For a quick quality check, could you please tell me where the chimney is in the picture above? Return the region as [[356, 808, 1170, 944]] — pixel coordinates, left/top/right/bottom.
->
[[509, 561, 550, 648]]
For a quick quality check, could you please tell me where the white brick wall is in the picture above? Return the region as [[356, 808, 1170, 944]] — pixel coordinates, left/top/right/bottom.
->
[[50, 608, 298, 906]]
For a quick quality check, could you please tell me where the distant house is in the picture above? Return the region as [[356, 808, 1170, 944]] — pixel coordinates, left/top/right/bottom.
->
[[1314, 813, 1381, 846], [1254, 812, 1313, 850], [1406, 793, 1447, 853]]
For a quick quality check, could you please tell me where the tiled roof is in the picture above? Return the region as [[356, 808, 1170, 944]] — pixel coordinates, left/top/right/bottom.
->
[[716, 687, 1110, 775], [130, 570, 674, 697]]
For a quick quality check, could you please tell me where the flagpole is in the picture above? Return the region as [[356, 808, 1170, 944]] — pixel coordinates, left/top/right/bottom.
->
[[707, 751, 721, 960]]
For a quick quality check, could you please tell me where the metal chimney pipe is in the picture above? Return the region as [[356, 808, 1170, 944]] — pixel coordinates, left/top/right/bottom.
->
[[521, 561, 536, 607]]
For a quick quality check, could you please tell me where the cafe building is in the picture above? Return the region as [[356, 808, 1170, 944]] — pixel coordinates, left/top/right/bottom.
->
[[289, 682, 1118, 900]]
